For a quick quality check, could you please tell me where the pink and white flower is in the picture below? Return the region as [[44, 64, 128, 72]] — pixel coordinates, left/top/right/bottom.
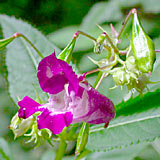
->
[[18, 53, 115, 135]]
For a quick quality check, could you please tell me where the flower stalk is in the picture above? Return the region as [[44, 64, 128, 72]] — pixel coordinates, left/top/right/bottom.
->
[[75, 30, 96, 42], [14, 33, 44, 58], [55, 138, 67, 160], [117, 8, 137, 40]]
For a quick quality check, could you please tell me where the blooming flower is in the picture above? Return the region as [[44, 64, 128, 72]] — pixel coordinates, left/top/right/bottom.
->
[[18, 52, 115, 135]]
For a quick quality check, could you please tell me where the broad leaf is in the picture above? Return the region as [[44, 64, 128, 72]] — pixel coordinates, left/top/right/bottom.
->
[[86, 142, 149, 160], [0, 15, 61, 103], [87, 89, 160, 151]]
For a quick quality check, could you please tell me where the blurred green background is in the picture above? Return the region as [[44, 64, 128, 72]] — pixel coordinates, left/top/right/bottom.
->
[[1, 0, 160, 159], [0, 0, 102, 34]]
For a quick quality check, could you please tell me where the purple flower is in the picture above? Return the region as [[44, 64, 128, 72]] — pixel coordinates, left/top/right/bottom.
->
[[18, 53, 115, 135]]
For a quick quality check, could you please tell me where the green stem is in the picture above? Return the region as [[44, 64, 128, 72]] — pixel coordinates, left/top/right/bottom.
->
[[14, 32, 44, 58], [55, 139, 67, 160], [103, 44, 111, 53], [104, 32, 119, 54], [92, 72, 102, 88], [117, 8, 137, 40], [76, 31, 96, 42], [85, 56, 118, 77], [95, 72, 106, 90]]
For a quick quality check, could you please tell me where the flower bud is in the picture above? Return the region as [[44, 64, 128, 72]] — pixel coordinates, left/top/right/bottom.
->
[[112, 68, 126, 85], [58, 32, 77, 63], [94, 32, 106, 54], [131, 12, 156, 73], [0, 36, 15, 50], [126, 56, 137, 72], [10, 113, 34, 138]]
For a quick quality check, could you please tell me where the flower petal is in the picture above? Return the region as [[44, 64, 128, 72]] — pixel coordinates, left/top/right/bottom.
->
[[37, 52, 79, 94], [37, 109, 73, 135], [71, 84, 115, 124], [18, 96, 43, 119], [86, 87, 115, 124]]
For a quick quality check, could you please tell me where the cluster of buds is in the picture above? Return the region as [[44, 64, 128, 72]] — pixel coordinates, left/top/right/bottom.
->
[[10, 112, 52, 146], [89, 8, 156, 95], [111, 56, 152, 93]]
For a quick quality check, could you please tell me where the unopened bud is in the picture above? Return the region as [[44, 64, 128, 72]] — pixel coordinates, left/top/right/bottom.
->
[[0, 36, 15, 50], [112, 68, 126, 85]]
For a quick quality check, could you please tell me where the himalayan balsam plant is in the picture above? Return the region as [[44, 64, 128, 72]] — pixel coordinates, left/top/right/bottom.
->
[[0, 8, 160, 159]]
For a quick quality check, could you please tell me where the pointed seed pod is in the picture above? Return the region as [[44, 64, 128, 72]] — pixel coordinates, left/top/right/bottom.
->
[[0, 36, 15, 50], [131, 12, 156, 73]]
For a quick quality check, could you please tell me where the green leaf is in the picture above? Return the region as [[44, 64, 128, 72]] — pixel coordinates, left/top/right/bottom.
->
[[0, 138, 12, 160], [86, 142, 149, 160], [87, 89, 160, 151], [0, 15, 61, 103]]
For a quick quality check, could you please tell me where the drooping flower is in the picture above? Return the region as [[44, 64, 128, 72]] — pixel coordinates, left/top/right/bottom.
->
[[18, 52, 115, 135]]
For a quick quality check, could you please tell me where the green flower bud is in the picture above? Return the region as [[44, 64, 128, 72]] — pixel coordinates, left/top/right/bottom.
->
[[112, 68, 126, 85], [97, 32, 106, 44], [58, 32, 78, 63], [0, 36, 15, 50], [10, 113, 34, 139], [126, 56, 137, 72], [94, 32, 106, 54], [25, 123, 52, 147], [131, 12, 156, 73]]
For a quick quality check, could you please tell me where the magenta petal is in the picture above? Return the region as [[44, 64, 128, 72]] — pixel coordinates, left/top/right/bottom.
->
[[72, 85, 115, 124], [86, 87, 115, 124], [18, 96, 44, 119], [37, 52, 79, 94], [37, 109, 73, 135]]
